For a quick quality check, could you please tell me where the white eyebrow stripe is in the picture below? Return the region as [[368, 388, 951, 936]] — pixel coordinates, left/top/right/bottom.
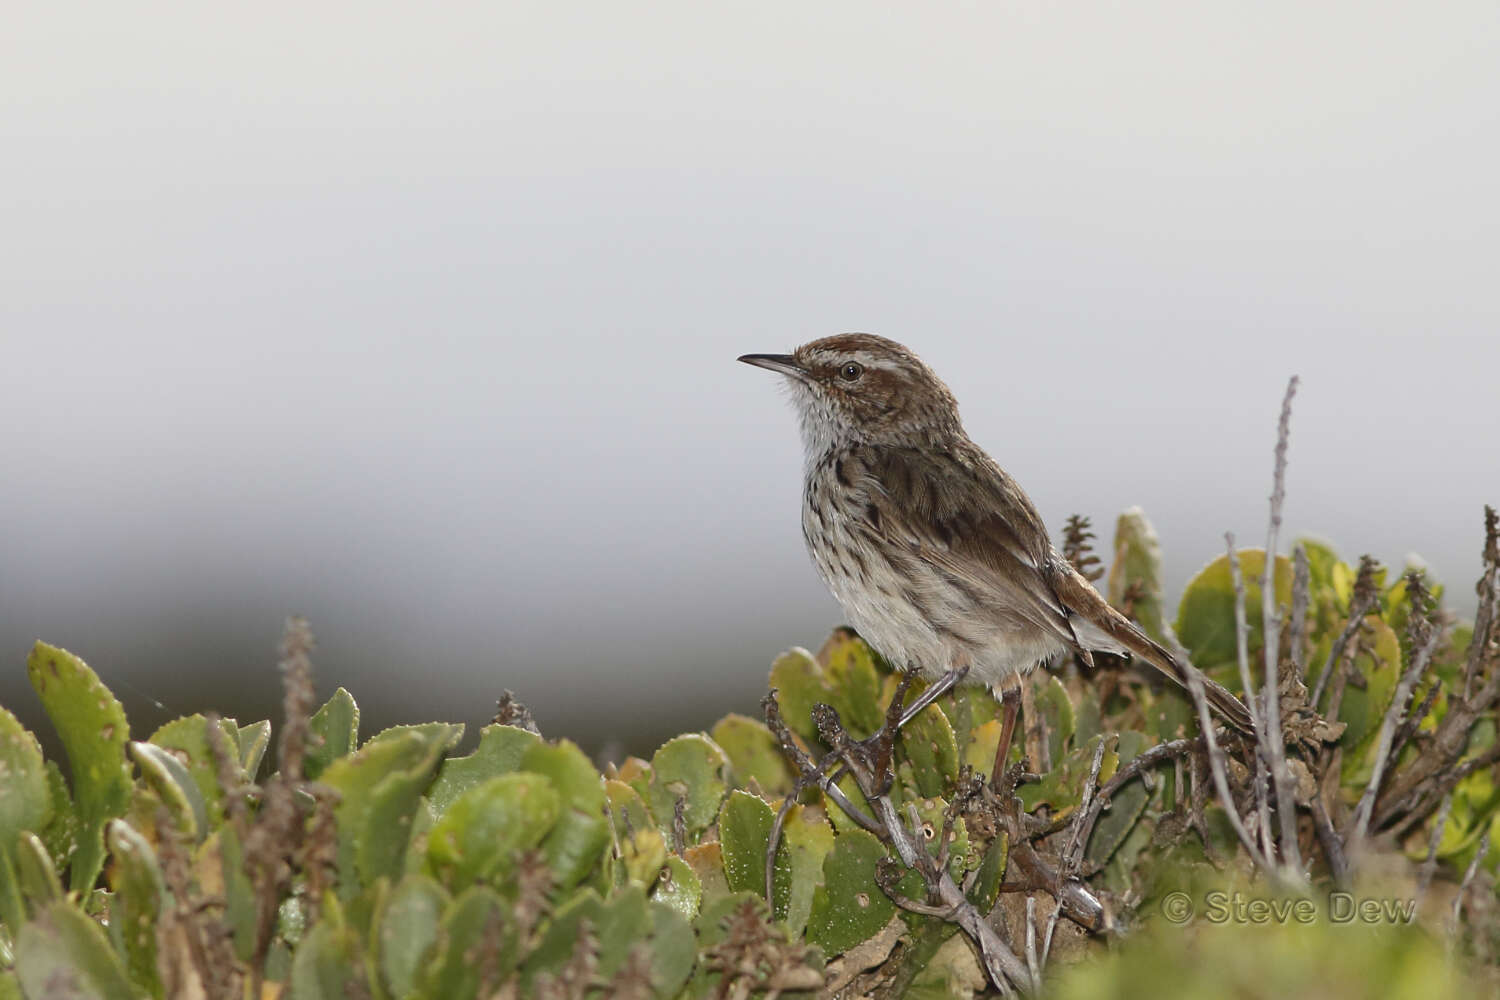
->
[[807, 349, 905, 371]]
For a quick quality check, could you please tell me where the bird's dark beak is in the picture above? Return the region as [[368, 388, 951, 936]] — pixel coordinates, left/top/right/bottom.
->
[[737, 353, 808, 381]]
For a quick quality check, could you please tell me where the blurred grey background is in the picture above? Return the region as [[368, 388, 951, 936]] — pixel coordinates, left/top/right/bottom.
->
[[4, 2, 1497, 758]]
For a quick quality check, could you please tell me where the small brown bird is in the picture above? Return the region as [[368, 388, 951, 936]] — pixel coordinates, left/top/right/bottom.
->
[[740, 333, 1252, 760]]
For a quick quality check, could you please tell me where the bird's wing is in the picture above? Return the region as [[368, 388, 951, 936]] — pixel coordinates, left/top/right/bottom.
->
[[841, 444, 1080, 647], [841, 444, 1254, 730]]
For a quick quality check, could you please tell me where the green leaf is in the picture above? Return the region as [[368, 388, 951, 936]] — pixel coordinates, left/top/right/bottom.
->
[[806, 828, 897, 956], [415, 885, 517, 1000], [824, 770, 876, 835], [14, 899, 138, 1000], [523, 885, 650, 986], [427, 724, 540, 818], [235, 719, 272, 779], [520, 740, 609, 892], [148, 714, 240, 825], [1339, 618, 1403, 781], [776, 804, 836, 936], [822, 632, 886, 738], [605, 779, 651, 836], [1108, 507, 1170, 643], [104, 819, 164, 996], [718, 790, 774, 897], [767, 647, 828, 746], [426, 774, 560, 888], [377, 874, 450, 1000], [963, 719, 1003, 787], [304, 687, 359, 780], [1035, 675, 1076, 764], [0, 707, 52, 864], [288, 895, 367, 1000], [320, 725, 461, 895], [1021, 734, 1116, 816], [212, 827, 258, 961], [1086, 732, 1153, 868], [128, 741, 206, 840], [650, 854, 702, 920], [623, 828, 669, 889], [711, 714, 794, 796], [901, 704, 960, 798], [648, 901, 697, 998], [26, 642, 131, 892], [966, 833, 1008, 912], [12, 832, 61, 911], [1174, 550, 1294, 682], [647, 735, 729, 841]]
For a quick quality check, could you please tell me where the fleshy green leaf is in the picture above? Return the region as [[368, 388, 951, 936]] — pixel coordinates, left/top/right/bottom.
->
[[304, 687, 359, 780], [712, 714, 794, 796], [901, 703, 960, 798], [647, 735, 729, 841], [415, 885, 517, 999], [1086, 732, 1153, 868], [287, 895, 366, 1000], [767, 647, 827, 746], [26, 642, 131, 892], [1108, 507, 1170, 643], [377, 874, 450, 999], [822, 632, 885, 739], [129, 741, 206, 840], [1035, 675, 1076, 765], [650, 854, 702, 920], [320, 724, 461, 894], [235, 719, 272, 779], [718, 790, 774, 897], [148, 714, 240, 825], [427, 724, 540, 818], [426, 773, 560, 888], [806, 828, 897, 956], [776, 804, 836, 936], [14, 899, 138, 1000], [1339, 617, 1403, 781], [1174, 550, 1294, 681], [105, 819, 164, 996], [0, 706, 52, 863], [520, 740, 610, 892]]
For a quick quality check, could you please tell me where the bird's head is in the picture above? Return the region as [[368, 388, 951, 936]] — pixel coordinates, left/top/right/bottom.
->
[[739, 333, 962, 452]]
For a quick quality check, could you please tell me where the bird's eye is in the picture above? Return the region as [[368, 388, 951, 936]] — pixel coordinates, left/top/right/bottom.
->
[[839, 362, 864, 382]]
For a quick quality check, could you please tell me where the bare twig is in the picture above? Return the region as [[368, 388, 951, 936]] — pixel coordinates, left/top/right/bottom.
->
[[1310, 794, 1350, 889], [1416, 794, 1454, 905], [1043, 734, 1109, 965], [1025, 896, 1040, 988], [1225, 537, 1275, 862], [1311, 557, 1380, 708], [1349, 619, 1444, 844], [1289, 545, 1311, 686], [1184, 668, 1272, 872], [1449, 830, 1491, 943], [810, 702, 1032, 994], [1378, 740, 1500, 839], [1261, 378, 1304, 878]]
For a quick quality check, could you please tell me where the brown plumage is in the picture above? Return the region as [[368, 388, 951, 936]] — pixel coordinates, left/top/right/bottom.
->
[[741, 333, 1252, 733]]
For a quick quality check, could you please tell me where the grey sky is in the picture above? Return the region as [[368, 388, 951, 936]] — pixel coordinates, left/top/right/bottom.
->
[[4, 3, 1497, 753]]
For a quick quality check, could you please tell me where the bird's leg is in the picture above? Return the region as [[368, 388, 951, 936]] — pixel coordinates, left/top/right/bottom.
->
[[991, 683, 1021, 793], [843, 664, 969, 795], [895, 664, 971, 728]]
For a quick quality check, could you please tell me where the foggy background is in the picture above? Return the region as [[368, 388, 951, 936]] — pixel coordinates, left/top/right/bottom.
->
[[4, 2, 1497, 759]]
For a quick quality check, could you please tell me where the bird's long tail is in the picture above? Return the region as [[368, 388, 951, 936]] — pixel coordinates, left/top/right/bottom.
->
[[1054, 567, 1255, 733]]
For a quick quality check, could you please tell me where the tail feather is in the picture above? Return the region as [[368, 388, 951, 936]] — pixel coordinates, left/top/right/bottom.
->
[[1055, 566, 1255, 733]]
